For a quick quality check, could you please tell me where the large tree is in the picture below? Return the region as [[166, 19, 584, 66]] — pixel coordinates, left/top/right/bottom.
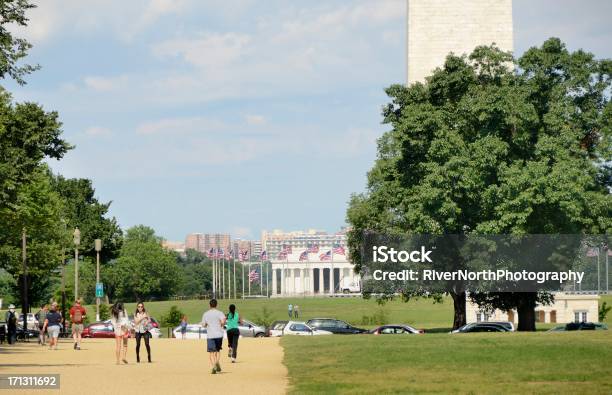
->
[[347, 38, 611, 331], [106, 225, 181, 302]]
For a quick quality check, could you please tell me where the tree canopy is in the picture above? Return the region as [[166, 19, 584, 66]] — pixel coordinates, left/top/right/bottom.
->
[[347, 38, 611, 331]]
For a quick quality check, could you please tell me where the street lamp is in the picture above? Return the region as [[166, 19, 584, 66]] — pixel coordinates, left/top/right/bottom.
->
[[73, 228, 80, 301], [94, 239, 102, 321], [22, 228, 28, 339]]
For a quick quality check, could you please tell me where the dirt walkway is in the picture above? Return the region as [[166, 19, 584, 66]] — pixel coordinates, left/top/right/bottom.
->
[[0, 337, 288, 394]]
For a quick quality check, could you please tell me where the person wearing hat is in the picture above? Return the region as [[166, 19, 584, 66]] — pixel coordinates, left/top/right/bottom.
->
[[5, 304, 17, 344]]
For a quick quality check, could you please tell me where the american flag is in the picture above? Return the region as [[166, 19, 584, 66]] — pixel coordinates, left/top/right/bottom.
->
[[248, 269, 260, 283], [299, 250, 309, 261], [586, 247, 599, 257], [307, 244, 319, 253], [239, 249, 249, 262], [319, 250, 332, 261], [207, 248, 214, 258], [282, 244, 293, 254], [225, 249, 232, 259], [333, 245, 345, 255], [277, 250, 288, 260], [216, 248, 224, 259], [261, 250, 268, 261]]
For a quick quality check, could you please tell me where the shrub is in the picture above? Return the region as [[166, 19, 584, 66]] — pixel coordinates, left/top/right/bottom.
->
[[252, 306, 274, 329], [360, 308, 389, 325], [99, 303, 110, 321], [161, 305, 184, 327], [599, 301, 611, 322]]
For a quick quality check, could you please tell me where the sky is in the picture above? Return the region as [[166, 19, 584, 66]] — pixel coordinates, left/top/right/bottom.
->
[[4, 0, 611, 242]]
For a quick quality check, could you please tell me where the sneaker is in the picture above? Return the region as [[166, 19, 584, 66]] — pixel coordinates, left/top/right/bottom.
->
[[73, 343, 77, 350], [215, 362, 221, 372], [231, 358, 236, 363], [76, 345, 81, 350], [211, 368, 217, 375]]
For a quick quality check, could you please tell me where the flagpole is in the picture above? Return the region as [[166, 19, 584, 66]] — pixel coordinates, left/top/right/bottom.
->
[[266, 260, 269, 297], [248, 261, 251, 297], [233, 257, 236, 299], [212, 253, 216, 299], [241, 259, 245, 299]]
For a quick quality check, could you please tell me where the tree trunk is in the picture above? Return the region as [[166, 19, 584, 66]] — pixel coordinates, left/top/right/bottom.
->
[[451, 291, 467, 330], [517, 292, 537, 331]]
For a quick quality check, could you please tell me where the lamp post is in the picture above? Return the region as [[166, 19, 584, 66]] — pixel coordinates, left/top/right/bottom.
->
[[22, 228, 29, 339], [73, 228, 80, 301], [95, 239, 102, 321]]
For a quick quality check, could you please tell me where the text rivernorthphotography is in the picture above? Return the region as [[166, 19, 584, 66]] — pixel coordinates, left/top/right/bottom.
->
[[372, 269, 585, 284]]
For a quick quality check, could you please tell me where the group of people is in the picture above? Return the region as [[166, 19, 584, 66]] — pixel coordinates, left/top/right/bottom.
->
[[201, 299, 243, 374], [5, 298, 247, 374], [288, 303, 300, 318], [109, 301, 153, 364]]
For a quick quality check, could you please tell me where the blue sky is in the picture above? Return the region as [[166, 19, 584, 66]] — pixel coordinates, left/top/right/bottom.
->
[[4, 0, 611, 241]]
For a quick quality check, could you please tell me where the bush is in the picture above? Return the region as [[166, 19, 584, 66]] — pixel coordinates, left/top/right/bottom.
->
[[99, 303, 110, 321], [160, 305, 184, 327], [360, 308, 389, 325], [252, 306, 274, 329], [599, 301, 611, 322]]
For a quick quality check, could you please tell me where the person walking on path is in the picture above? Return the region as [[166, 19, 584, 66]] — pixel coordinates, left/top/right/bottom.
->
[[226, 304, 243, 363], [35, 304, 48, 345], [42, 303, 62, 350], [287, 303, 293, 319], [69, 299, 87, 350], [201, 299, 226, 374], [134, 302, 152, 363], [293, 305, 300, 319], [180, 315, 188, 340], [5, 304, 18, 345], [110, 302, 130, 365]]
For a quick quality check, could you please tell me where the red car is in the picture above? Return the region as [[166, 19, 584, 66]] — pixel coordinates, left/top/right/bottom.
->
[[82, 321, 115, 338]]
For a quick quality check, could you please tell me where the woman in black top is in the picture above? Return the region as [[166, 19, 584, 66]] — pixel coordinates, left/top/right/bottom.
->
[[42, 303, 62, 350]]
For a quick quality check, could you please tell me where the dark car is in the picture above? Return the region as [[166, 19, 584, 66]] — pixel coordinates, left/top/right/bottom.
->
[[451, 323, 510, 333], [82, 321, 115, 338], [369, 324, 424, 335], [306, 318, 367, 334], [548, 322, 608, 332]]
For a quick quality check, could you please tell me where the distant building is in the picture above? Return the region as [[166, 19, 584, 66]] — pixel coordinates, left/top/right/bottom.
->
[[161, 240, 185, 254], [467, 293, 601, 324], [185, 233, 231, 253], [233, 239, 261, 260], [261, 228, 348, 258]]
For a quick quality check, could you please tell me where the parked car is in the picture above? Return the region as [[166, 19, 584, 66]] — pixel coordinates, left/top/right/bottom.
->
[[237, 319, 266, 337], [451, 323, 511, 333], [172, 324, 229, 339], [306, 318, 367, 334], [548, 322, 608, 331], [18, 313, 39, 330], [268, 321, 288, 337], [82, 321, 115, 338], [284, 321, 332, 336], [369, 324, 424, 335]]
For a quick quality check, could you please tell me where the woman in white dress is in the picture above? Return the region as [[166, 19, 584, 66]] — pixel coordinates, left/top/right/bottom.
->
[[110, 302, 130, 365]]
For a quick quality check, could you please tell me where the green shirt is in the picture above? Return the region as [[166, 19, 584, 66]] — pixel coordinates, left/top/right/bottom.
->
[[226, 312, 240, 330]]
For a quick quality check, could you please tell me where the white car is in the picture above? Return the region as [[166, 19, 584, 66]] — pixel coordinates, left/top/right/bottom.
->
[[270, 321, 332, 336], [18, 313, 39, 330], [172, 324, 228, 339]]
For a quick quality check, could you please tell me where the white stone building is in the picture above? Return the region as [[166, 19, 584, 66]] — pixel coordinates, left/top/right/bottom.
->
[[467, 293, 601, 324], [270, 252, 360, 297]]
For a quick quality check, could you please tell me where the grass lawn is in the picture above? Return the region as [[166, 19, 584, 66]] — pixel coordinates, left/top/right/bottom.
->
[[282, 331, 612, 394]]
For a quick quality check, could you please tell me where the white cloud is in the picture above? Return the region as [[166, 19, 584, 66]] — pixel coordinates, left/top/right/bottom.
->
[[84, 126, 112, 137], [136, 116, 226, 135], [232, 226, 253, 239], [83, 75, 129, 92], [245, 114, 266, 125]]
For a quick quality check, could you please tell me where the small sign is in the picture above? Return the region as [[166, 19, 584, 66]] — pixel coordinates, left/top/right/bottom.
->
[[95, 283, 104, 298]]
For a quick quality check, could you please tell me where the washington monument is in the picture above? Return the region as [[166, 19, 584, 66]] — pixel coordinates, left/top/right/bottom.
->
[[406, 0, 513, 84]]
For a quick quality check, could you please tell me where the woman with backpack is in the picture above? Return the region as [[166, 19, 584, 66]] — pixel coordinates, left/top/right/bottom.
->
[[225, 304, 243, 363], [134, 302, 152, 363], [110, 302, 130, 365]]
